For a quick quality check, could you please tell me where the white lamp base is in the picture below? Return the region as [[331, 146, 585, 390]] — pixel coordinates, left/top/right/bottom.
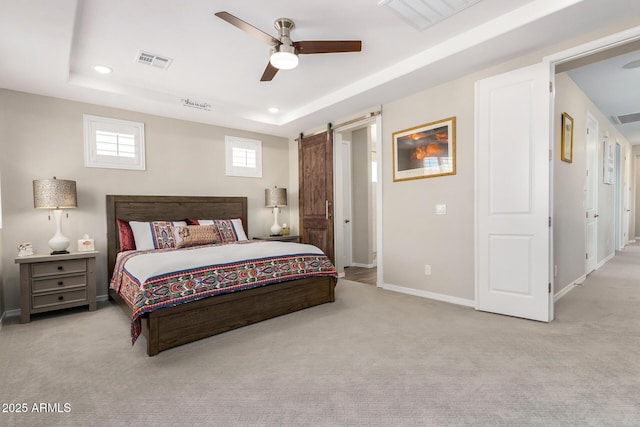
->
[[48, 209, 70, 254], [270, 206, 282, 236]]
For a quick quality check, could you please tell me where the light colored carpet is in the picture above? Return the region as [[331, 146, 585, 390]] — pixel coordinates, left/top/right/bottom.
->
[[1, 246, 639, 426]]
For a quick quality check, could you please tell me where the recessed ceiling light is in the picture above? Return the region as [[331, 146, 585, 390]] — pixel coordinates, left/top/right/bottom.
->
[[268, 107, 279, 114], [94, 65, 112, 74], [622, 59, 640, 69]]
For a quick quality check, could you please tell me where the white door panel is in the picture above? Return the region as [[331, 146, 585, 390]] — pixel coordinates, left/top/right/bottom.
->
[[475, 62, 551, 322], [585, 114, 598, 273]]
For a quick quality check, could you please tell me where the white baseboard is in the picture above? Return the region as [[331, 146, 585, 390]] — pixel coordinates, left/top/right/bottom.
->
[[381, 283, 475, 307], [350, 263, 376, 269], [596, 252, 615, 270], [338, 272, 346, 278], [554, 274, 586, 302], [97, 294, 109, 302], [0, 311, 4, 331]]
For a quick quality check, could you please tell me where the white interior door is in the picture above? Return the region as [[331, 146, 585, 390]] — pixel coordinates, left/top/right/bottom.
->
[[475, 62, 552, 322], [623, 144, 631, 246], [585, 114, 598, 273]]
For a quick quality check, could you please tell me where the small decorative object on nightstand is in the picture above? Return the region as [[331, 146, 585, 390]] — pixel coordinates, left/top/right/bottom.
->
[[15, 251, 98, 323], [253, 235, 300, 243]]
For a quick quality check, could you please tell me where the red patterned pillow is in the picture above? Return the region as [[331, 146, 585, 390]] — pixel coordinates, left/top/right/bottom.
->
[[116, 219, 136, 251]]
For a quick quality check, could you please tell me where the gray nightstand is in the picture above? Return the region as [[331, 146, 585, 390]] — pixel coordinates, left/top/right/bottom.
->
[[15, 251, 98, 323], [253, 235, 300, 243]]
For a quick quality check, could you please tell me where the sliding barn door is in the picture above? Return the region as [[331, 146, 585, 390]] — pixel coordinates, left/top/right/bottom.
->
[[299, 131, 334, 262], [475, 62, 552, 322]]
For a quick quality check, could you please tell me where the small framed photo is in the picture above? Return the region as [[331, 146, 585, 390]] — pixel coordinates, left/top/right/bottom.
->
[[561, 112, 573, 163], [392, 117, 456, 182], [603, 140, 615, 185]]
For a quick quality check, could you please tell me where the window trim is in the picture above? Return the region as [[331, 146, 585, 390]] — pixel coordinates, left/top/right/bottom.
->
[[225, 136, 262, 178], [83, 114, 146, 170]]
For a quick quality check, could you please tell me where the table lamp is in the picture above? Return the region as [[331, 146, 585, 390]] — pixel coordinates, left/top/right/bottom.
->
[[265, 186, 287, 236], [33, 177, 77, 254]]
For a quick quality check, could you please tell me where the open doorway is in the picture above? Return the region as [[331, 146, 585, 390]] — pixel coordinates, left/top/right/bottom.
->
[[333, 116, 381, 286]]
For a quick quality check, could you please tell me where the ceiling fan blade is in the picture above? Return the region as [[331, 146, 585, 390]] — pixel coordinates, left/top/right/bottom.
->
[[294, 40, 362, 54], [260, 62, 279, 81], [214, 11, 280, 47]]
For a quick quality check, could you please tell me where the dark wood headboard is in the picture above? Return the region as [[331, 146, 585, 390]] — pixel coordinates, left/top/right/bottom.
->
[[106, 195, 248, 278]]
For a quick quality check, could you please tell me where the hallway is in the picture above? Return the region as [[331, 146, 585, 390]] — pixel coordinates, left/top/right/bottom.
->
[[554, 242, 640, 323]]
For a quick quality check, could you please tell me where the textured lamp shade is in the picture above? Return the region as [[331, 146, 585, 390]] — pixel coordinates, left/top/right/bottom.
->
[[33, 177, 77, 254], [33, 178, 77, 209], [265, 187, 287, 207]]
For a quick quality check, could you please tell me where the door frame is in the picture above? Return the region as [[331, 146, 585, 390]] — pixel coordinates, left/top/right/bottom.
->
[[333, 113, 383, 286], [546, 27, 640, 276]]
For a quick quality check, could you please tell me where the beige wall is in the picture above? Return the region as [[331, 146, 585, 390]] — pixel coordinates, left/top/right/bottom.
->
[[0, 89, 289, 312], [553, 73, 632, 293], [379, 26, 638, 301], [381, 76, 477, 300]]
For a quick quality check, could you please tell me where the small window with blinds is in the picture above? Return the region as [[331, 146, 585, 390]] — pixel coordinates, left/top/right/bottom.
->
[[225, 136, 262, 178], [83, 115, 146, 170]]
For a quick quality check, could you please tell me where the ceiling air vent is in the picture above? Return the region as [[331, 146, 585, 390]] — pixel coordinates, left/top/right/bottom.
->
[[379, 0, 482, 31], [136, 50, 173, 70], [615, 112, 640, 125]]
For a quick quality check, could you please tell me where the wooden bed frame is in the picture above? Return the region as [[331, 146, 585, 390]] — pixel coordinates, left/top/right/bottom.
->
[[106, 195, 336, 356]]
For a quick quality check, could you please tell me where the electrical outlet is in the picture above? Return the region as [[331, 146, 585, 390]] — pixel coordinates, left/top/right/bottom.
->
[[424, 264, 432, 275]]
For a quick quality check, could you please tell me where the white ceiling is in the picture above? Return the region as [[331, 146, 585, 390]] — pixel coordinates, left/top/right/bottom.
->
[[567, 47, 640, 144], [0, 0, 639, 140]]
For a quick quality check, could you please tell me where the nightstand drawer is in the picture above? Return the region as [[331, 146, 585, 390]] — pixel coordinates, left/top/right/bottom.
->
[[33, 289, 87, 309], [31, 259, 87, 277], [32, 274, 87, 292]]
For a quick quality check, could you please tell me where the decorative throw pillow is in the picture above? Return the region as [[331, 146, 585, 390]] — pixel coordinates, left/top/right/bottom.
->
[[129, 221, 187, 250], [188, 218, 248, 241], [173, 225, 221, 248], [116, 219, 136, 251]]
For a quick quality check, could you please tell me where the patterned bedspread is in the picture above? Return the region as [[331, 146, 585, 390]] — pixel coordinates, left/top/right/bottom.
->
[[110, 240, 338, 344]]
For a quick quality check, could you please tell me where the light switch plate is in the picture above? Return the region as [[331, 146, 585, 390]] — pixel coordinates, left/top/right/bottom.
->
[[436, 204, 446, 215]]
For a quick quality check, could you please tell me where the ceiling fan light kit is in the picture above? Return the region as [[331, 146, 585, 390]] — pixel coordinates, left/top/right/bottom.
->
[[215, 11, 361, 81], [270, 45, 298, 70]]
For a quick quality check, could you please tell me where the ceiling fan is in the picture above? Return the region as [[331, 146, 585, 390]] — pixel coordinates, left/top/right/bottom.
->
[[214, 11, 362, 81]]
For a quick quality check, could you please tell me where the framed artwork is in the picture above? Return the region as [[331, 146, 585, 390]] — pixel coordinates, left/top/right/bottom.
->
[[603, 140, 615, 185], [561, 112, 573, 163], [392, 117, 456, 182]]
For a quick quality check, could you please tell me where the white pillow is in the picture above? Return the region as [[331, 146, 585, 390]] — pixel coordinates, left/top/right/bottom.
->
[[129, 221, 187, 250]]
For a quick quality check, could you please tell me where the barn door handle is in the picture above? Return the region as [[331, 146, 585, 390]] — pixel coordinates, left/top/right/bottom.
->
[[325, 200, 332, 220]]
